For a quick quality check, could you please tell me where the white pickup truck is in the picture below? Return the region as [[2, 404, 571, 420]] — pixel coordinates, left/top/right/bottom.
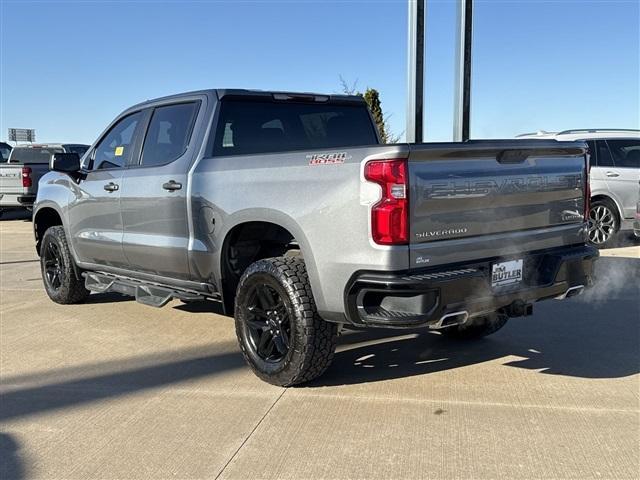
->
[[0, 143, 88, 215]]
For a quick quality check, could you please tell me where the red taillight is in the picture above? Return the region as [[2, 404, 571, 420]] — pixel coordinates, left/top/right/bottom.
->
[[21, 166, 32, 188], [584, 155, 591, 220], [364, 159, 409, 245]]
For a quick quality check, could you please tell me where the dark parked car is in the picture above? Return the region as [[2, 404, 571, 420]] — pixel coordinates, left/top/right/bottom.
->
[[0, 142, 12, 163]]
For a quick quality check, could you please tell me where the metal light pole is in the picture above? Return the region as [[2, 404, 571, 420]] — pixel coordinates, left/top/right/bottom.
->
[[453, 0, 473, 142], [406, 0, 425, 143]]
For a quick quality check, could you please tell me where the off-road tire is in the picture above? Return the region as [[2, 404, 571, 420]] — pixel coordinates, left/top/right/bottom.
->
[[40, 226, 90, 304], [588, 199, 619, 249], [234, 256, 338, 386], [439, 313, 508, 340]]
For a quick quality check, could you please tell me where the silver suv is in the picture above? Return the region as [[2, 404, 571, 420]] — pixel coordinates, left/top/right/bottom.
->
[[518, 129, 640, 248]]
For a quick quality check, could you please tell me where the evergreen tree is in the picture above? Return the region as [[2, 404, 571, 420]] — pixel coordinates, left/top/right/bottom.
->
[[363, 88, 388, 143]]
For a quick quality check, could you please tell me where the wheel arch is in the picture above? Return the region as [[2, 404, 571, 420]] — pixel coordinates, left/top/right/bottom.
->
[[33, 204, 65, 255], [590, 193, 623, 221], [216, 210, 322, 315]]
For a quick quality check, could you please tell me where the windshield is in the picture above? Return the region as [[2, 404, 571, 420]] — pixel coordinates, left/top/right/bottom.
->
[[8, 147, 63, 163]]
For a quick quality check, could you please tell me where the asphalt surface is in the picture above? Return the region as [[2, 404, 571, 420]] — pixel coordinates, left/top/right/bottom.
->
[[1, 209, 639, 479]]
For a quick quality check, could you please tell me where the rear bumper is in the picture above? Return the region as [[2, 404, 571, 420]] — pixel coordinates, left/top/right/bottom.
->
[[0, 193, 35, 208], [344, 244, 598, 328]]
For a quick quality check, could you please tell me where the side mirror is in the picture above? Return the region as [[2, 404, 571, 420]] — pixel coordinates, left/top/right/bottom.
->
[[50, 152, 80, 173]]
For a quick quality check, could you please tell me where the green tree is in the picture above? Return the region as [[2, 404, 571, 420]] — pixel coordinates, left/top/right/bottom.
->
[[363, 88, 388, 143], [338, 76, 401, 143]]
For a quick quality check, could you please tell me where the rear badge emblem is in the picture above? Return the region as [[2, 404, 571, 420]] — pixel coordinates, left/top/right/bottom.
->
[[307, 152, 349, 165]]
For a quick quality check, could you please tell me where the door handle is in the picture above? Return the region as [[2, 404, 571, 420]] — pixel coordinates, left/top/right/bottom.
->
[[103, 182, 119, 192], [162, 180, 182, 191], [606, 171, 620, 178]]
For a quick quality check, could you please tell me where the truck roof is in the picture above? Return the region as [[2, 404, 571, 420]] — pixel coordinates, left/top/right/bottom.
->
[[11, 143, 89, 149], [128, 88, 366, 110]]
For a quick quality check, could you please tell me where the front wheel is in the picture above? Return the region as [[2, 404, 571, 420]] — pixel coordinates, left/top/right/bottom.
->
[[40, 226, 90, 304], [234, 256, 338, 386], [439, 313, 508, 340]]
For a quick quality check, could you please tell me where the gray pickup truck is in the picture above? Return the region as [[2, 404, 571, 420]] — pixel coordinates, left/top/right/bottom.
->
[[0, 143, 88, 215], [33, 89, 598, 386]]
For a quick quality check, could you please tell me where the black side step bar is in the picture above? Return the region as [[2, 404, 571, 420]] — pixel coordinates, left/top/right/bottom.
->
[[83, 272, 220, 308]]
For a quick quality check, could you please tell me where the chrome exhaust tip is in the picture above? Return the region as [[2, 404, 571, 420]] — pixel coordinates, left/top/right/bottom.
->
[[555, 285, 585, 300], [430, 311, 469, 330]]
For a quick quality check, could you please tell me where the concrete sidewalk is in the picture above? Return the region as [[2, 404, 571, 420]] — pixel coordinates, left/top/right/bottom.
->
[[1, 211, 639, 479]]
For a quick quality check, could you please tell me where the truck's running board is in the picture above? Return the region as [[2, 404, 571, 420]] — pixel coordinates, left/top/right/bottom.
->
[[83, 272, 219, 308]]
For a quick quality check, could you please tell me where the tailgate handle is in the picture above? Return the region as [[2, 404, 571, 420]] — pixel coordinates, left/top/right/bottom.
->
[[496, 150, 530, 164]]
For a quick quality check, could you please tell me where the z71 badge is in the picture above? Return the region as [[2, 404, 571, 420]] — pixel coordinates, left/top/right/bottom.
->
[[307, 152, 349, 165]]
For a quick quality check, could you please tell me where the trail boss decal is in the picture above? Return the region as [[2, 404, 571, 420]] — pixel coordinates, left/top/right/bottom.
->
[[307, 152, 349, 165]]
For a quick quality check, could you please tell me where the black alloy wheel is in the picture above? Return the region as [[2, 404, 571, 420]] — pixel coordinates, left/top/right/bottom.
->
[[43, 241, 63, 292], [244, 282, 292, 363]]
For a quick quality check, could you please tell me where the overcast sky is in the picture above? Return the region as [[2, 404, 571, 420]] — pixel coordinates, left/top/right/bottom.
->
[[1, 0, 638, 144]]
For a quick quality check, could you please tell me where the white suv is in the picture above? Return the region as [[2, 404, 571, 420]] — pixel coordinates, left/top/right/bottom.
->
[[517, 129, 640, 248]]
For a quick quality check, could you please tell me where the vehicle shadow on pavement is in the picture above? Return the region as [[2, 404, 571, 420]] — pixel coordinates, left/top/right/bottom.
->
[[310, 256, 640, 387], [0, 433, 25, 480], [0, 209, 32, 222], [1, 258, 636, 418], [0, 343, 245, 423]]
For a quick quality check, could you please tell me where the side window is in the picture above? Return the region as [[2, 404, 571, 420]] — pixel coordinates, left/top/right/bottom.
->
[[605, 139, 640, 169], [94, 112, 143, 170], [595, 140, 615, 168], [140, 102, 199, 167]]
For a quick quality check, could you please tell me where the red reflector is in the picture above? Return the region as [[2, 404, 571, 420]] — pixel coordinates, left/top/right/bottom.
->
[[364, 159, 409, 245], [21, 166, 32, 188]]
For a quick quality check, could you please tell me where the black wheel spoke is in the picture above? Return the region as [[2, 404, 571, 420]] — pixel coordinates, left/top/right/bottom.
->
[[274, 301, 287, 316], [257, 332, 275, 358], [248, 305, 267, 319], [255, 285, 275, 310], [246, 318, 268, 331], [279, 328, 290, 349], [273, 334, 287, 355]]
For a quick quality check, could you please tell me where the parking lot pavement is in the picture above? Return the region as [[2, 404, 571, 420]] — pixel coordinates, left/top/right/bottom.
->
[[1, 212, 638, 480]]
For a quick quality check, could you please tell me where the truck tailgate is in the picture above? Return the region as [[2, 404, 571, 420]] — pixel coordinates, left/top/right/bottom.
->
[[0, 165, 25, 194], [408, 140, 587, 265]]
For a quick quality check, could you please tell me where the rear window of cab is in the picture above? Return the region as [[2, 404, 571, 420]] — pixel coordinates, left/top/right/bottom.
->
[[213, 100, 378, 156]]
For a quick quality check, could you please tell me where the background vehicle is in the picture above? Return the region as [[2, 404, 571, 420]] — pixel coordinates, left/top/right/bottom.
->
[[0, 143, 88, 215], [518, 129, 640, 248], [34, 89, 597, 386], [0, 142, 12, 163]]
